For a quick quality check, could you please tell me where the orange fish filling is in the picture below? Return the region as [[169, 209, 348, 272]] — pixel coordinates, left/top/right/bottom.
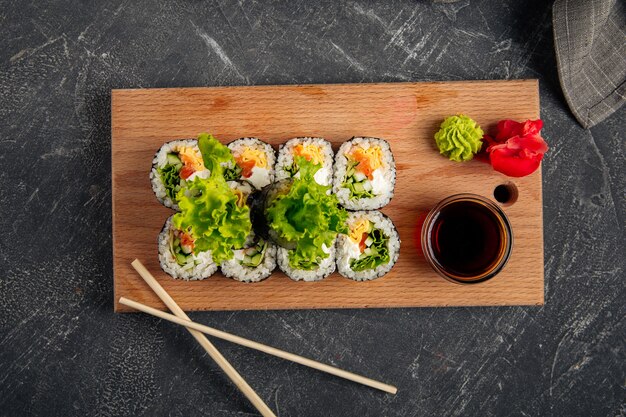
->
[[178, 147, 205, 180], [349, 146, 383, 180], [180, 231, 195, 251], [234, 147, 268, 178], [235, 156, 256, 178]]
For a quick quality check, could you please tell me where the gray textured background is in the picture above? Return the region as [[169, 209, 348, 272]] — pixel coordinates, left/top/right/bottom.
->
[[1, 1, 624, 416]]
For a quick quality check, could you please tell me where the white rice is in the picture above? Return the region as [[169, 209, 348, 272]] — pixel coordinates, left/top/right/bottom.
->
[[221, 240, 277, 283], [275, 137, 334, 186], [228, 137, 276, 190], [333, 137, 396, 210], [277, 239, 336, 282], [158, 215, 218, 280], [150, 139, 208, 211], [336, 211, 400, 281]]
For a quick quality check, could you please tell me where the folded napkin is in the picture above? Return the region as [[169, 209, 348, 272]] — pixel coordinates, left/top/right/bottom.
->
[[553, 0, 626, 128]]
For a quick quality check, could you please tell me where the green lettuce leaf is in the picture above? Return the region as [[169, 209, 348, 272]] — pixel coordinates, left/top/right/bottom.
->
[[172, 134, 251, 263], [158, 161, 183, 201], [223, 164, 242, 181], [173, 176, 251, 263], [266, 157, 348, 270], [283, 152, 320, 178], [350, 228, 390, 271], [197, 132, 236, 178]]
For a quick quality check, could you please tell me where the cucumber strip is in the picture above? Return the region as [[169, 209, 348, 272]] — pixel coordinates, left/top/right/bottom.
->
[[175, 252, 189, 265], [353, 182, 366, 194], [167, 153, 182, 166], [240, 239, 267, 267]]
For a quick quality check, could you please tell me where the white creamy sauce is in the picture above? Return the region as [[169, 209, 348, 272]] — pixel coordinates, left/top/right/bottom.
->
[[186, 169, 210, 181], [321, 243, 331, 254], [370, 168, 388, 195], [314, 167, 330, 185], [233, 249, 245, 261], [340, 239, 362, 270], [246, 166, 270, 189], [345, 239, 361, 260]]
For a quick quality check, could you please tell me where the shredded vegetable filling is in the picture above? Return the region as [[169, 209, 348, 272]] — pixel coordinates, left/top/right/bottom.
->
[[348, 219, 391, 272], [293, 144, 324, 165]]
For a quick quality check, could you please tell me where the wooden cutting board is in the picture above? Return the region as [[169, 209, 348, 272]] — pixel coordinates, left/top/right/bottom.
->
[[112, 80, 543, 312]]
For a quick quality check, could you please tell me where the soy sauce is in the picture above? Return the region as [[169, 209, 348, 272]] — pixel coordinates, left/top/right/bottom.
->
[[430, 200, 505, 279]]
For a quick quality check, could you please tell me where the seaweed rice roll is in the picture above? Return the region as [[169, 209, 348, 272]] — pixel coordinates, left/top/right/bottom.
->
[[225, 138, 276, 190], [158, 215, 218, 280], [150, 139, 209, 210], [336, 211, 400, 281], [220, 181, 277, 282], [333, 137, 395, 210], [259, 178, 344, 282]]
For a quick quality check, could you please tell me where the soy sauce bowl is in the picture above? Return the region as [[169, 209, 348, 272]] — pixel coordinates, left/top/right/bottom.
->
[[421, 193, 513, 284]]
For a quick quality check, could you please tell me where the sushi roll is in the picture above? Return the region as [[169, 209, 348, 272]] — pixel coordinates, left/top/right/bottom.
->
[[221, 180, 277, 282], [333, 137, 396, 210], [225, 138, 276, 190], [255, 180, 340, 282], [158, 215, 218, 280], [275, 137, 334, 186], [336, 211, 400, 281], [277, 238, 337, 282], [150, 139, 210, 210]]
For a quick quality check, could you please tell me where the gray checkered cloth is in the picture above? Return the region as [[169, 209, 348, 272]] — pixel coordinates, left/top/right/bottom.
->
[[553, 0, 626, 128]]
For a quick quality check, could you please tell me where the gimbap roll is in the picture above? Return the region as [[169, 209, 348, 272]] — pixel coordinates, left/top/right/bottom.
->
[[225, 138, 276, 190], [221, 180, 278, 282], [333, 137, 396, 210], [276, 137, 334, 186], [277, 238, 337, 282], [336, 211, 400, 281], [150, 139, 209, 210], [261, 166, 347, 282], [158, 215, 218, 280]]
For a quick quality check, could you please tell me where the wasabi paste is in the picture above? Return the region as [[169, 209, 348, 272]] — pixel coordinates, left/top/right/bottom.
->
[[434, 115, 484, 162]]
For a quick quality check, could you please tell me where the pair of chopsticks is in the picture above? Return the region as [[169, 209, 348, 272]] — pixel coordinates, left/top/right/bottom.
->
[[123, 260, 396, 417]]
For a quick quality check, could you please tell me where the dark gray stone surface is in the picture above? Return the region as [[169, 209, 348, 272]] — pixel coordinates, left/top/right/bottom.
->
[[0, 1, 624, 416]]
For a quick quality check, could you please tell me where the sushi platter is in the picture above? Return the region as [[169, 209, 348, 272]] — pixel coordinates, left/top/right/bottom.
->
[[112, 80, 544, 312]]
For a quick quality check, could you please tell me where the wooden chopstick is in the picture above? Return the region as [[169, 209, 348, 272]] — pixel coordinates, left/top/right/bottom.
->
[[125, 261, 398, 395], [120, 296, 397, 394], [130, 260, 276, 417]]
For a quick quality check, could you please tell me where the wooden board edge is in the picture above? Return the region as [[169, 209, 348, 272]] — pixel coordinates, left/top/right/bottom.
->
[[111, 90, 121, 313], [534, 78, 545, 306], [109, 79, 540, 94], [114, 300, 545, 313]]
